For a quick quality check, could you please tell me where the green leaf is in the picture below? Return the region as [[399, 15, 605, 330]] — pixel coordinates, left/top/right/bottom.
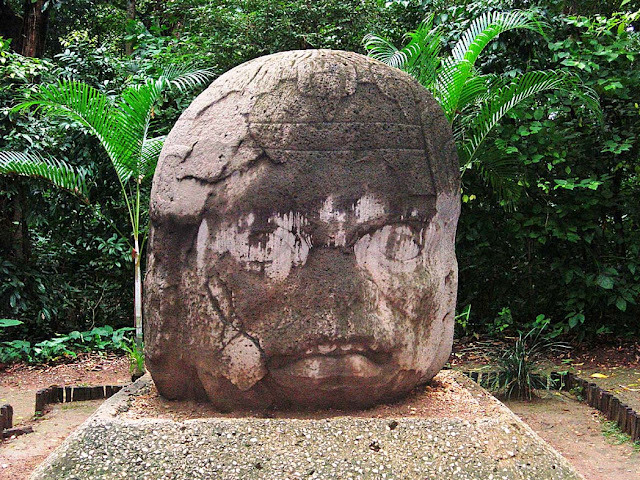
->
[[0, 319, 23, 328], [564, 270, 574, 284], [615, 297, 627, 312], [596, 275, 614, 290]]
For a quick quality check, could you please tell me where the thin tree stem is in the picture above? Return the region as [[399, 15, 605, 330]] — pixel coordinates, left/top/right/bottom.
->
[[133, 235, 143, 350]]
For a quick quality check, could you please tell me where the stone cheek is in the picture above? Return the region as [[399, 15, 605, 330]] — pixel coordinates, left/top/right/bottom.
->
[[145, 49, 461, 409]]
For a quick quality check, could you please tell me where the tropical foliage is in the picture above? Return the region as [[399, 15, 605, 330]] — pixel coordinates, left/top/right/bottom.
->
[[1, 67, 214, 348], [0, 0, 639, 357], [364, 9, 601, 199], [0, 325, 135, 364]]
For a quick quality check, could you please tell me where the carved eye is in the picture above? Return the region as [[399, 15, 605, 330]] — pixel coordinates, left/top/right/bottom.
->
[[382, 226, 422, 262]]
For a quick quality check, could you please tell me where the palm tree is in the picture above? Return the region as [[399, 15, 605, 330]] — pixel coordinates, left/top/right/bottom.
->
[[0, 66, 214, 354], [364, 10, 601, 200]]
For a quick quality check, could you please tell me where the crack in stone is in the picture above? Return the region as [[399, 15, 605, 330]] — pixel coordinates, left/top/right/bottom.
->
[[205, 271, 267, 363]]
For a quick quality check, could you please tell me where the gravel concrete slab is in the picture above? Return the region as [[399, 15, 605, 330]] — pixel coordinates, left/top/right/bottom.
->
[[31, 371, 582, 480]]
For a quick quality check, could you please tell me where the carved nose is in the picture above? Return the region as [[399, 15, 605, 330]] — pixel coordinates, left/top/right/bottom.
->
[[292, 247, 366, 323]]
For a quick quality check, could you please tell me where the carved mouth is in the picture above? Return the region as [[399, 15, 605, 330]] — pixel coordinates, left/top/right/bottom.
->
[[268, 340, 393, 386], [270, 342, 391, 368]]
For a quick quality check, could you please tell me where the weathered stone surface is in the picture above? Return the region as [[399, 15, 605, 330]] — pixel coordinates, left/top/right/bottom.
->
[[145, 49, 460, 409]]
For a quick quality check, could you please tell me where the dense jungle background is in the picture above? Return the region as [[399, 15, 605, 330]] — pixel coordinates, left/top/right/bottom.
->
[[1, 0, 639, 355]]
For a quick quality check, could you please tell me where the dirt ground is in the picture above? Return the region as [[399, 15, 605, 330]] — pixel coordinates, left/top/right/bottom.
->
[[122, 371, 503, 422], [0, 353, 130, 480], [507, 391, 640, 480], [0, 346, 638, 480]]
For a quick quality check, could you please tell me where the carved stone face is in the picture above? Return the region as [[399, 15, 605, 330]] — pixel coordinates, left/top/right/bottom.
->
[[145, 50, 460, 409]]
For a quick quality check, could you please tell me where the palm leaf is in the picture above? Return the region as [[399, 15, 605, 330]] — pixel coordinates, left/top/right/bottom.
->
[[433, 58, 475, 120], [153, 64, 216, 93], [166, 66, 216, 92], [139, 135, 166, 182], [0, 151, 89, 201], [12, 80, 139, 185], [460, 70, 600, 165], [441, 11, 547, 119], [363, 33, 410, 69], [451, 10, 546, 65], [364, 15, 442, 87], [472, 141, 523, 205], [403, 18, 443, 88], [113, 80, 163, 180], [457, 74, 502, 112]]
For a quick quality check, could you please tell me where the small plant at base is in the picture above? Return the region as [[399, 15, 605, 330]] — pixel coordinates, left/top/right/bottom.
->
[[489, 322, 570, 400], [122, 337, 145, 380], [489, 307, 513, 335], [454, 304, 472, 336], [569, 386, 584, 402]]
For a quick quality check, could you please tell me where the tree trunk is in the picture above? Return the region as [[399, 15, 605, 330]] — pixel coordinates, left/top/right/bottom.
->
[[20, 0, 49, 58], [125, 0, 136, 55], [133, 237, 143, 350], [0, 0, 22, 51], [1, 0, 50, 267]]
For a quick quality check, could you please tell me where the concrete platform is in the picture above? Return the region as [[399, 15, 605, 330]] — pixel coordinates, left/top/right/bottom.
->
[[31, 371, 582, 479]]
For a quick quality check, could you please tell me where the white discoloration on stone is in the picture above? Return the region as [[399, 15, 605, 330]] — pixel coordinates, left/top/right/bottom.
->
[[353, 195, 386, 223], [196, 219, 209, 272], [211, 212, 311, 281], [319, 197, 348, 247], [317, 344, 336, 354], [221, 335, 266, 390], [332, 227, 347, 247], [319, 197, 346, 223]]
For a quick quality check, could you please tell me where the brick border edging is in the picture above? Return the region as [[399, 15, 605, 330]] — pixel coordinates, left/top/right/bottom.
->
[[0, 404, 13, 430], [35, 384, 125, 414], [462, 370, 640, 443]]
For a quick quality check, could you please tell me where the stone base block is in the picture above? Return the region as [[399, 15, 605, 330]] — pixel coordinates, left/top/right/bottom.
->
[[31, 371, 582, 480]]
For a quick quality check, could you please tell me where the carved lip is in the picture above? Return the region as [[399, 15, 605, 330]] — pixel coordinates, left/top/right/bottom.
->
[[268, 339, 392, 371]]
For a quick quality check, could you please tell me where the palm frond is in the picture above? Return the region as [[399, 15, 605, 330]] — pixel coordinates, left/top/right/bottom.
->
[[0, 151, 89, 201], [451, 10, 546, 66], [460, 70, 601, 164], [472, 142, 523, 206], [363, 33, 408, 69], [12, 80, 139, 185], [457, 74, 502, 111], [440, 10, 546, 117], [112, 80, 163, 180], [157, 64, 216, 92], [403, 17, 443, 89], [139, 135, 166, 183], [364, 15, 442, 86], [432, 58, 474, 121]]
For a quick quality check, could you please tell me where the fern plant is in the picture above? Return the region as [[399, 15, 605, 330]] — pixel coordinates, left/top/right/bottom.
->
[[364, 10, 601, 200], [0, 66, 214, 350]]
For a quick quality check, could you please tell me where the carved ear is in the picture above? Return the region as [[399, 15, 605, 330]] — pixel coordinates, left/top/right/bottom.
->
[[220, 335, 267, 391]]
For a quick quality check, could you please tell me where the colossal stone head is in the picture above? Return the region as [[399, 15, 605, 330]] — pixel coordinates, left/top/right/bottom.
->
[[145, 50, 460, 410]]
